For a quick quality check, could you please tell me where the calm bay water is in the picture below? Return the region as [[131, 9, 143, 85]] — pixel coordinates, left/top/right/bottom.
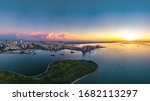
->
[[0, 43, 150, 84]]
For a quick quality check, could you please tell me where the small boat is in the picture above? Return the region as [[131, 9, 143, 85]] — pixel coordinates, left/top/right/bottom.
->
[[60, 54, 65, 56], [70, 51, 75, 53], [28, 50, 36, 54], [33, 51, 36, 54], [20, 50, 25, 54], [51, 54, 55, 56]]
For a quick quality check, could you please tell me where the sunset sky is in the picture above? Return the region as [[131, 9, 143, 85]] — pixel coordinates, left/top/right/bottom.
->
[[0, 0, 150, 41]]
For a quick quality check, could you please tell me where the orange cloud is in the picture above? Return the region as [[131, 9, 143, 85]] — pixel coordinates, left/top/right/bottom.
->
[[42, 33, 70, 40], [15, 32, 73, 41]]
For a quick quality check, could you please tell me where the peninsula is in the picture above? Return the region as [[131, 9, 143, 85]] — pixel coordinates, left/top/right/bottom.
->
[[0, 60, 98, 84]]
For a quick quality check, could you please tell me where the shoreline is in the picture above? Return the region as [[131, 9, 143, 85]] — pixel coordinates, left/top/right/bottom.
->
[[71, 65, 99, 84], [0, 60, 98, 84], [0, 62, 52, 78]]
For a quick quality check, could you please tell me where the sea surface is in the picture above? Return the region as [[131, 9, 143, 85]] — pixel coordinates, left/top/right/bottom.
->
[[0, 43, 150, 84]]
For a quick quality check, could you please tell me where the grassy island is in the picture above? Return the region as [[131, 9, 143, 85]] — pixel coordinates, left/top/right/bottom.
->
[[0, 60, 98, 84]]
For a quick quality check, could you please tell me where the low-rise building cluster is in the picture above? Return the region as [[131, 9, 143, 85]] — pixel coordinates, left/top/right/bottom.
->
[[0, 40, 103, 54]]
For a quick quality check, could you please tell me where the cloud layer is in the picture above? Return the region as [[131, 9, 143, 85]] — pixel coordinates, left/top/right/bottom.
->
[[0, 32, 73, 41]]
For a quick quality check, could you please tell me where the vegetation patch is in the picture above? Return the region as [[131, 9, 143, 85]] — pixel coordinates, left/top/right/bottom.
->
[[0, 60, 98, 84]]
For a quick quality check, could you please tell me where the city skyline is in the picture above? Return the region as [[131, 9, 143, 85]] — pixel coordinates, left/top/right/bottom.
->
[[0, 0, 150, 41]]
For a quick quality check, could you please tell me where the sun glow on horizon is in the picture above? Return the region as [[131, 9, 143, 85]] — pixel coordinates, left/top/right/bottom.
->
[[117, 30, 140, 41], [122, 33, 139, 41]]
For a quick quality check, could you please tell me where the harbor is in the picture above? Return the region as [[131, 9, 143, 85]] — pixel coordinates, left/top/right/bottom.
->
[[0, 40, 104, 55]]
